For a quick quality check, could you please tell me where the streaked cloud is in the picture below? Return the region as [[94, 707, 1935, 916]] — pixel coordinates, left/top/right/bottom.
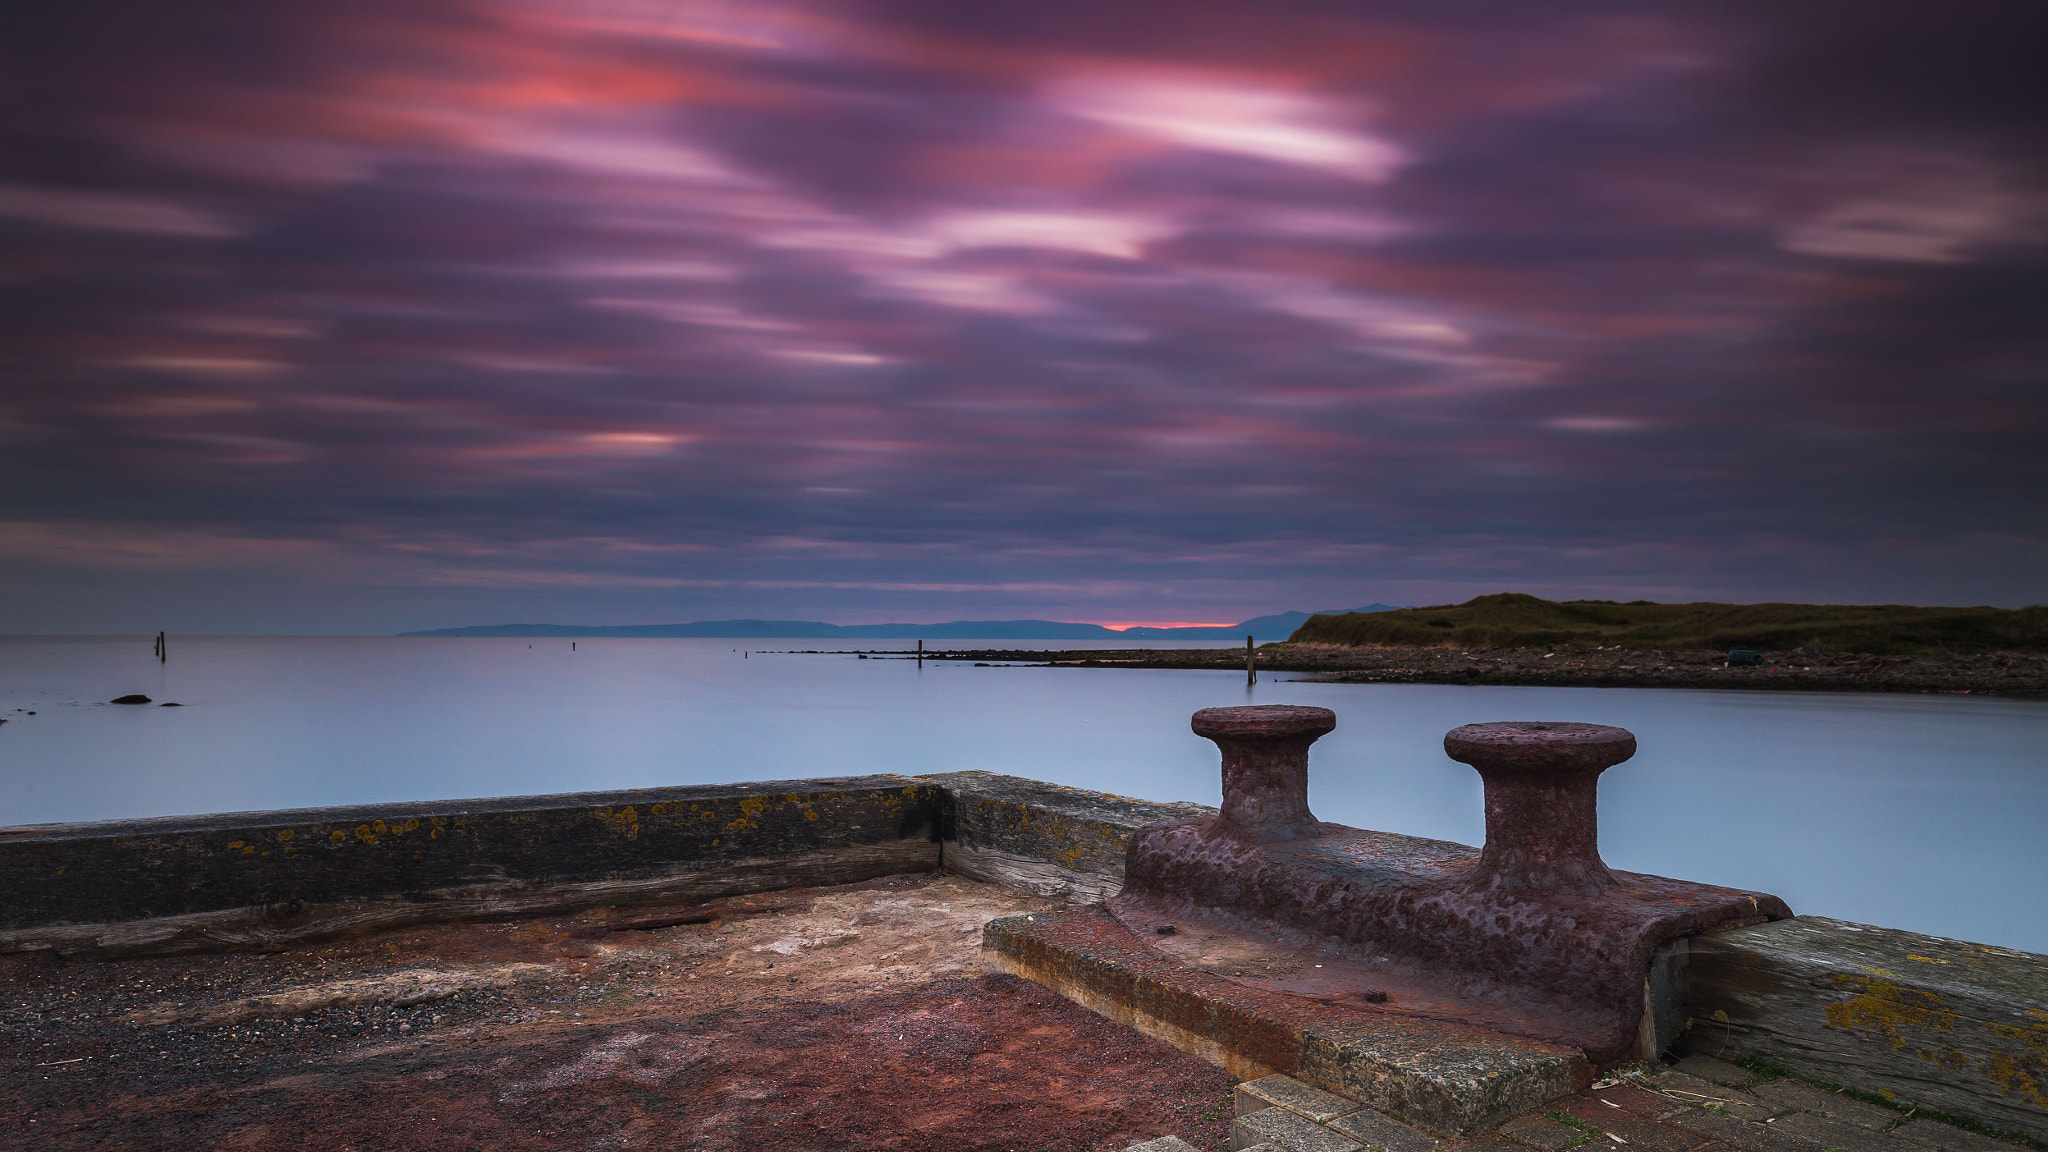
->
[[1, 0, 2043, 631], [1048, 76, 1406, 181], [0, 183, 236, 238]]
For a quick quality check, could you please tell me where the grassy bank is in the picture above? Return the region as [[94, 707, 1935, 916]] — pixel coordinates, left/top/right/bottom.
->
[[1290, 593, 2048, 654]]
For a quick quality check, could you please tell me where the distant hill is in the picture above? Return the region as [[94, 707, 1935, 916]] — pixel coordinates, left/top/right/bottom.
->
[[1118, 607, 1401, 642], [1290, 593, 2048, 654], [399, 605, 1399, 643]]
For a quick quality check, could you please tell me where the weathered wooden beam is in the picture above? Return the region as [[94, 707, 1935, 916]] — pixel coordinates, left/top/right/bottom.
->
[[1684, 915, 2047, 1142], [918, 770, 1214, 902], [0, 840, 936, 959], [0, 776, 942, 948]]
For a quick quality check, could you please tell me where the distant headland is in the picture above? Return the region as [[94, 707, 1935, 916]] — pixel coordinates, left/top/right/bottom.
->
[[1292, 592, 2048, 654], [397, 605, 1400, 644]]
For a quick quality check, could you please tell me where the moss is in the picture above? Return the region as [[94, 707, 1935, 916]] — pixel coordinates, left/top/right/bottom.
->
[[1739, 1054, 1793, 1083]]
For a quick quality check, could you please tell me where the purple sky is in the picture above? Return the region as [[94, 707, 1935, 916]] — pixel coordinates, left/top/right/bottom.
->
[[3, 0, 2044, 633]]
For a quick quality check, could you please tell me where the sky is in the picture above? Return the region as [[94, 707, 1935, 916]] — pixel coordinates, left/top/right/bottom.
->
[[2, 0, 2044, 634]]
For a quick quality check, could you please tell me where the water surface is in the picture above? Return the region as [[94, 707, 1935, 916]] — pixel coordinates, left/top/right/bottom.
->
[[3, 635, 2042, 952]]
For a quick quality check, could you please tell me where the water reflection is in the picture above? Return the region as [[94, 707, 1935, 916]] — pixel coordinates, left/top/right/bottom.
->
[[1, 635, 2042, 952]]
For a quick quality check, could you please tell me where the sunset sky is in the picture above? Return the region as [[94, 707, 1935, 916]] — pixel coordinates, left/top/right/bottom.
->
[[3, 0, 2043, 633]]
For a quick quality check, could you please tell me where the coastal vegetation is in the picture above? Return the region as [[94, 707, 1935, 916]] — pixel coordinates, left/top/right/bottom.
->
[[1290, 593, 2048, 654]]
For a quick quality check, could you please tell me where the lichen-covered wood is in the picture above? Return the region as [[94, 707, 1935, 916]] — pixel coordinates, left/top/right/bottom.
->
[[0, 840, 937, 958], [918, 770, 1213, 900], [0, 776, 940, 936], [1684, 916, 2047, 1142]]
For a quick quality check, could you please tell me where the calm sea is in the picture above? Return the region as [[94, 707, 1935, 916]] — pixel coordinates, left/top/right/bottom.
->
[[3, 635, 2044, 953]]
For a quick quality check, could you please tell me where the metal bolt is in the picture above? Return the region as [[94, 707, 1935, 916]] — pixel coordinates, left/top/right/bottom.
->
[[1443, 721, 1637, 895], [1191, 705, 1337, 841]]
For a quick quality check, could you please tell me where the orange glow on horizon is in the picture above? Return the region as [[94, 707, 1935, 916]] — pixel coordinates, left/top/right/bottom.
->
[[1093, 620, 1242, 631]]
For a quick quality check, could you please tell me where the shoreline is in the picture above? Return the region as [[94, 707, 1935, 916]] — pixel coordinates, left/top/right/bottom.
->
[[795, 643, 2048, 698]]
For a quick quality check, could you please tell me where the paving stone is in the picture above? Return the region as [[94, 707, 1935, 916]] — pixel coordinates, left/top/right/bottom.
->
[[1665, 1106, 1825, 1152], [1232, 1107, 1364, 1152], [1500, 1115, 1585, 1150], [1673, 1056, 1758, 1088], [1749, 1082, 1901, 1131], [1329, 1107, 1439, 1152], [1644, 1072, 1760, 1112], [1891, 1122, 2026, 1152], [1128, 1139, 1204, 1152], [1552, 1096, 1706, 1152], [1460, 1139, 1534, 1152], [1239, 1074, 1364, 1122], [1584, 1083, 1695, 1121], [1771, 1111, 1918, 1152]]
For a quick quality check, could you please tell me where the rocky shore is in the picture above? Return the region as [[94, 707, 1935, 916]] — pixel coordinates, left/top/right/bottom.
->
[[835, 645, 2048, 697]]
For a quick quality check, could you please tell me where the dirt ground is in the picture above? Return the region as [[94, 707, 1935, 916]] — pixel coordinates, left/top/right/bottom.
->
[[0, 874, 1238, 1151], [818, 645, 2048, 697]]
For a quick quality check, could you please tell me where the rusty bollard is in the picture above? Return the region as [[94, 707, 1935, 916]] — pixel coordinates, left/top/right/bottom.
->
[[1444, 721, 1636, 896], [1192, 705, 1337, 841]]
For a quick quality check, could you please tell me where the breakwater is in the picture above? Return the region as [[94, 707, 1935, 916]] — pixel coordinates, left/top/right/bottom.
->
[[811, 644, 2048, 696], [1, 769, 2041, 1141]]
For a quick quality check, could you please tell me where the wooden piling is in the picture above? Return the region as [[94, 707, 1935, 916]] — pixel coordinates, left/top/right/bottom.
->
[[1246, 635, 1255, 685]]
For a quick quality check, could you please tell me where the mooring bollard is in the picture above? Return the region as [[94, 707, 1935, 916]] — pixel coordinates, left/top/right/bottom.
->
[[1443, 720, 1636, 896], [1191, 705, 1336, 840]]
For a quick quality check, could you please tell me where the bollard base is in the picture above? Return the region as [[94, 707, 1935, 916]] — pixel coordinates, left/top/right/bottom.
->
[[984, 907, 1592, 1136], [1116, 817, 1790, 1064]]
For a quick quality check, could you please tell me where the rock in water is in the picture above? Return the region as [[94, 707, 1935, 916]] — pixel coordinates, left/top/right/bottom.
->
[[110, 694, 152, 704]]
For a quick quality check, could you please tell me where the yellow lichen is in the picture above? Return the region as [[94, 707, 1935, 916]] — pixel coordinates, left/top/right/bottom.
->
[[355, 824, 378, 845], [329, 830, 345, 843], [227, 840, 244, 849], [1824, 972, 1956, 1053], [1981, 1013, 2048, 1108], [277, 829, 294, 841]]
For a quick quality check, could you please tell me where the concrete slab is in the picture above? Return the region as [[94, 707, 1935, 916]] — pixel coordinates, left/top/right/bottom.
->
[[984, 906, 1592, 1135], [1674, 1055, 1759, 1088], [1126, 1138, 1204, 1152], [1233, 1107, 1364, 1152], [1892, 1121, 2031, 1152], [1771, 1111, 1917, 1152], [1330, 1107, 1442, 1152], [1240, 1074, 1364, 1122], [1664, 1107, 1823, 1152], [1750, 1080, 1902, 1130], [1500, 1115, 1585, 1150]]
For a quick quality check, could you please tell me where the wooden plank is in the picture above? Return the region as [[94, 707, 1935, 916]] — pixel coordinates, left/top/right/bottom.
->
[[0, 839, 938, 959], [919, 770, 1214, 899], [0, 776, 941, 931], [1684, 915, 2047, 1142]]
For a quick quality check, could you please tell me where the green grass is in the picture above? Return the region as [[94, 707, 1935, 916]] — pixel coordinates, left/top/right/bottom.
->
[[1288, 593, 2048, 654]]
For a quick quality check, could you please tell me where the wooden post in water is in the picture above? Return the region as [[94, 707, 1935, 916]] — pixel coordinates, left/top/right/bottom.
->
[[917, 638, 923, 667], [158, 631, 166, 664], [1246, 634, 1255, 685]]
